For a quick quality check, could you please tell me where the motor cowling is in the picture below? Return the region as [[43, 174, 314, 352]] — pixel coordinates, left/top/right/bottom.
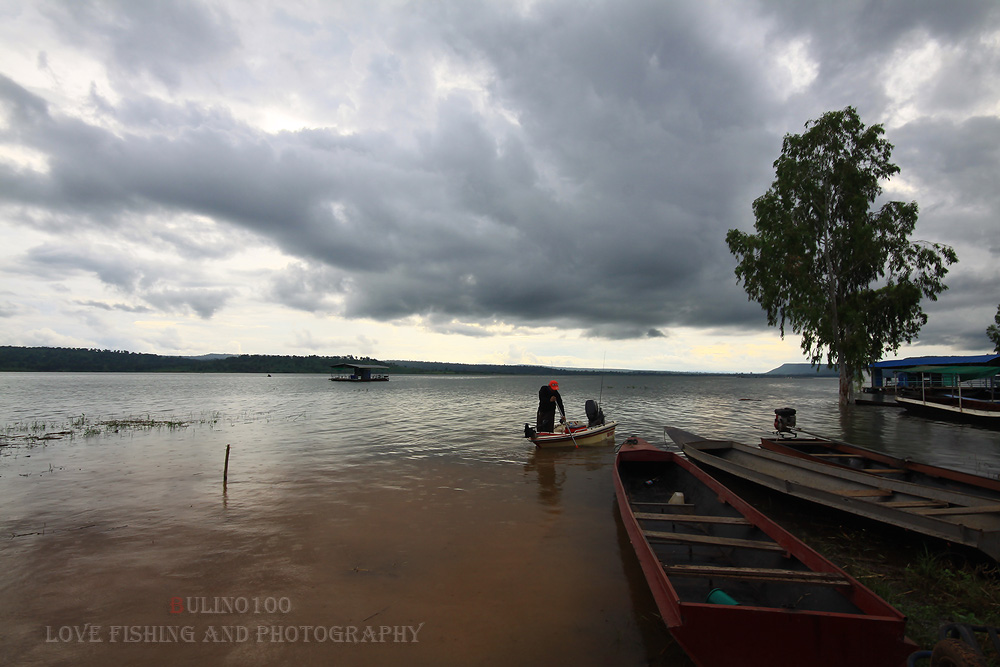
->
[[524, 423, 536, 439], [773, 407, 796, 433], [585, 399, 605, 427]]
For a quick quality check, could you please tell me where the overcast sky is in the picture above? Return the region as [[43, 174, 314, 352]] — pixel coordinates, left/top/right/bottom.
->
[[1, 0, 998, 372]]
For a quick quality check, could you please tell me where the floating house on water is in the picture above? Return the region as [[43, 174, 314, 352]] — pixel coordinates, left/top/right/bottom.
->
[[329, 363, 390, 382]]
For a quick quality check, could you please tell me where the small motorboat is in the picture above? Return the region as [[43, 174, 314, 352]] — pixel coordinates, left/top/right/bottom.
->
[[524, 399, 617, 449]]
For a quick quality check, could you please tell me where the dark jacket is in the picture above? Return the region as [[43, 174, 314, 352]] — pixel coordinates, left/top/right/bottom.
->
[[538, 385, 565, 417]]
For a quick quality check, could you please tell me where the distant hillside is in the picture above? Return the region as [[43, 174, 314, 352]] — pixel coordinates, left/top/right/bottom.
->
[[766, 363, 839, 377], [0, 347, 581, 375], [0, 346, 843, 377], [0, 346, 392, 374]]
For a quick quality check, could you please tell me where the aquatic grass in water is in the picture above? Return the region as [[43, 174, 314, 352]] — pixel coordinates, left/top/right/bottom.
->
[[0, 410, 272, 447]]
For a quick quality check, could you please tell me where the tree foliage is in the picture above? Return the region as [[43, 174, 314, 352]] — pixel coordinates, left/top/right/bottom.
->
[[988, 304, 1000, 354], [726, 107, 958, 406]]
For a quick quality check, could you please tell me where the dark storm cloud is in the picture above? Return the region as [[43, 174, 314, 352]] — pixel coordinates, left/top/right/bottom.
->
[[893, 116, 1000, 233], [2, 1, 998, 343]]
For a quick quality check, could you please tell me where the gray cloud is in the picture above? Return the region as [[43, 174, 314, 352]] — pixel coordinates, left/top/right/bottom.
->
[[76, 300, 153, 313], [1, 1, 998, 353]]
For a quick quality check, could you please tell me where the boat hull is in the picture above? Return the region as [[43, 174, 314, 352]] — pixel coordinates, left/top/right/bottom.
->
[[329, 377, 389, 382], [669, 428, 1000, 562], [896, 394, 1000, 427], [530, 421, 616, 448], [759, 435, 1000, 500], [614, 437, 915, 667]]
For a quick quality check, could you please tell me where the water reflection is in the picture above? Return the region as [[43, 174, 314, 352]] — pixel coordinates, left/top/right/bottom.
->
[[523, 447, 609, 509]]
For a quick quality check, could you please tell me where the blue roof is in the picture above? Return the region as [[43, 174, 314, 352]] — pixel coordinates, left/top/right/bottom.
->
[[872, 354, 1000, 369]]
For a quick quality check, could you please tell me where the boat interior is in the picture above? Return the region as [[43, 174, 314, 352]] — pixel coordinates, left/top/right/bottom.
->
[[620, 459, 864, 615]]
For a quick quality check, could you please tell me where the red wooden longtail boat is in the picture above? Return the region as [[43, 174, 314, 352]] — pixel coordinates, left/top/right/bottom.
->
[[614, 436, 917, 667]]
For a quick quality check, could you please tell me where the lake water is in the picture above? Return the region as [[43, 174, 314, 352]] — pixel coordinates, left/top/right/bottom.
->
[[2, 372, 999, 666]]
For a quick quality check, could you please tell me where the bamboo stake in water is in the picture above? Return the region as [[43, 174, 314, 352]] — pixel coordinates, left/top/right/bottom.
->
[[224, 444, 231, 487]]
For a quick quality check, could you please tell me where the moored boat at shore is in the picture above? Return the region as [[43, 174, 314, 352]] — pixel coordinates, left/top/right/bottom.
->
[[759, 432, 1000, 500], [668, 427, 1000, 562], [614, 436, 916, 667], [895, 391, 1000, 427]]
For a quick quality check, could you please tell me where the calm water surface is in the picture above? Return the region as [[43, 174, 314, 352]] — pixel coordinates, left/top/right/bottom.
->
[[2, 373, 999, 666]]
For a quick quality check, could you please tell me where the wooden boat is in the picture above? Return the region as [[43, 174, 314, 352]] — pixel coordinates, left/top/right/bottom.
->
[[759, 433, 1000, 501], [614, 436, 916, 667], [895, 391, 1000, 426], [668, 427, 1000, 562], [526, 420, 617, 449]]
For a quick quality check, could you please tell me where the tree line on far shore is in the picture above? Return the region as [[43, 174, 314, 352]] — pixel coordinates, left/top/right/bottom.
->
[[0, 346, 584, 375], [0, 347, 394, 374]]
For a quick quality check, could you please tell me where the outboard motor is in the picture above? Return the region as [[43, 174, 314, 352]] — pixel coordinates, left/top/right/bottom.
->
[[524, 423, 537, 439], [585, 400, 605, 427], [773, 407, 797, 435]]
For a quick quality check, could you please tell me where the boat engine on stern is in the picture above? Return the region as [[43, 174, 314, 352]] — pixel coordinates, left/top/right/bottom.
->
[[773, 407, 797, 435]]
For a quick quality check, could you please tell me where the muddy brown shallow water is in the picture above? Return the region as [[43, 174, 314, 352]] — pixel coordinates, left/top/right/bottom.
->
[[2, 443, 679, 665], [3, 372, 999, 665]]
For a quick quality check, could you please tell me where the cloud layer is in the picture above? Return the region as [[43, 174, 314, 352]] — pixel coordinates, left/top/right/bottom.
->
[[1, 0, 998, 368]]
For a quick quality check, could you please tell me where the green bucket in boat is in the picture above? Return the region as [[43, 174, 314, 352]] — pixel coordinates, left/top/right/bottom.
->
[[706, 588, 739, 605]]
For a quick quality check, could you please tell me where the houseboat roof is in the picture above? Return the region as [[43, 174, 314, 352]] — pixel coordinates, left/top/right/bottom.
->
[[871, 354, 1000, 370], [331, 363, 389, 371]]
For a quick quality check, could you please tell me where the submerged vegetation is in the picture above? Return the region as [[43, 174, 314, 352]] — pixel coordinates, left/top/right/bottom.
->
[[1, 412, 221, 447]]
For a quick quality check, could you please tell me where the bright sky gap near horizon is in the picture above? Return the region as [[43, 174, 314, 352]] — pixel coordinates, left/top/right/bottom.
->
[[1, 1, 998, 373]]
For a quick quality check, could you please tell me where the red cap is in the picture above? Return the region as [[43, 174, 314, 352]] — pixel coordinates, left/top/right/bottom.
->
[[549, 380, 559, 390]]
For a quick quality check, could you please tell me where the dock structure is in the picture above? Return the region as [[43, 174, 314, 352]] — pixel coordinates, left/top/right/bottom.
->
[[329, 363, 390, 382], [868, 354, 1000, 424], [869, 355, 1000, 392]]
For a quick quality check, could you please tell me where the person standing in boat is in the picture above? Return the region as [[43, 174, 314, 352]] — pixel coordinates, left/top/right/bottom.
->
[[536, 380, 566, 434]]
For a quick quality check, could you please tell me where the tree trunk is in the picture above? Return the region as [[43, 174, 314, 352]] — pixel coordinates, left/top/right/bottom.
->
[[838, 361, 854, 408]]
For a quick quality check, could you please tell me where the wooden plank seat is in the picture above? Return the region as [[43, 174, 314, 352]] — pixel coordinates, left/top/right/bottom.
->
[[660, 564, 851, 588], [643, 530, 786, 552], [915, 503, 1000, 516], [833, 488, 894, 498], [882, 500, 948, 508], [630, 502, 697, 514], [634, 512, 750, 525]]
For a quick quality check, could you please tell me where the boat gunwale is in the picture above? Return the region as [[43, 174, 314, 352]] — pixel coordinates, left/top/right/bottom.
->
[[529, 420, 617, 448]]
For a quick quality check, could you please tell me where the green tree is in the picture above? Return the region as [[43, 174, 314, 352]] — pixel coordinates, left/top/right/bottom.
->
[[988, 304, 1000, 353], [726, 107, 957, 407]]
